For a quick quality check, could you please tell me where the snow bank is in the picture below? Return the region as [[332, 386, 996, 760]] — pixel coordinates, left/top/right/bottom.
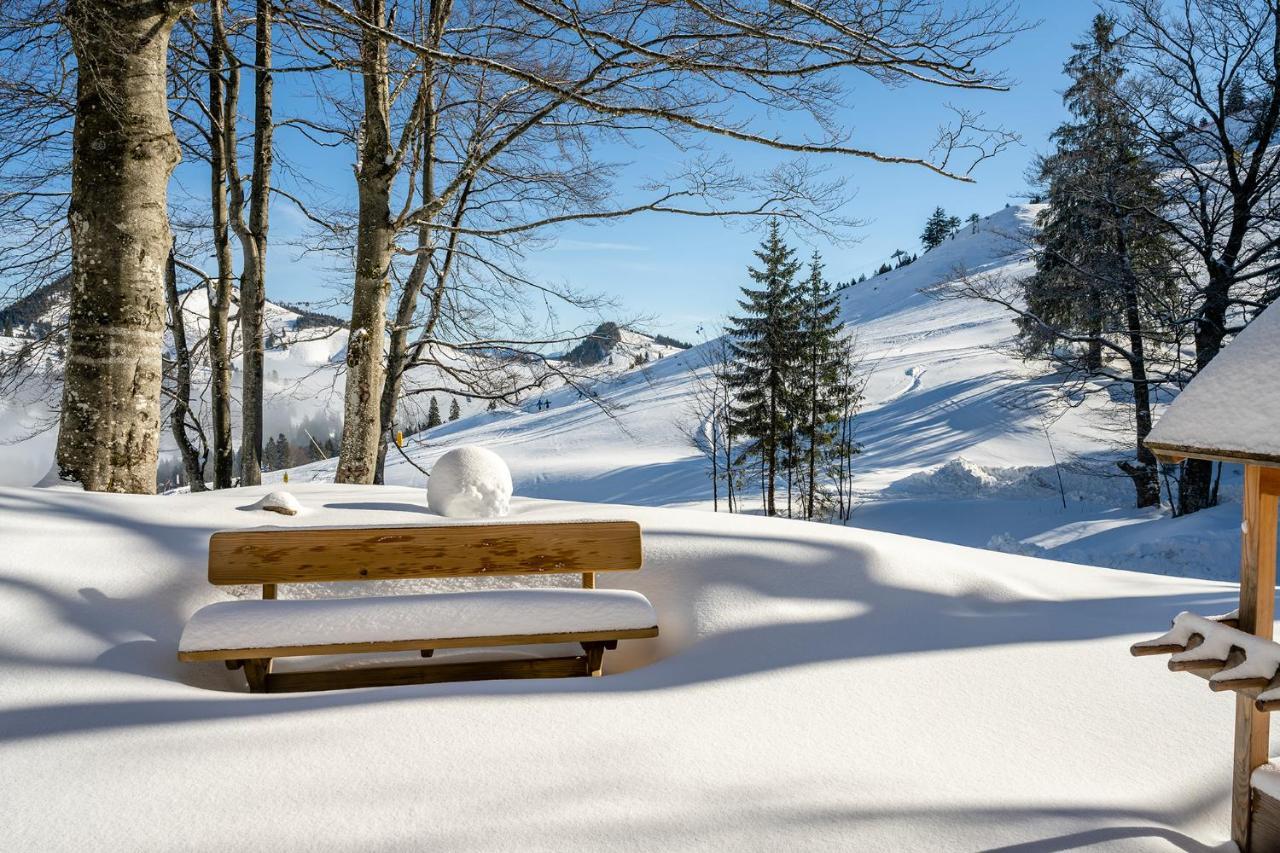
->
[[427, 446, 513, 518], [0, 483, 1253, 850]]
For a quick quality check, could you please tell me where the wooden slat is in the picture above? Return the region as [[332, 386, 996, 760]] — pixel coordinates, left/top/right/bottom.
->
[[1253, 789, 1280, 853], [1233, 464, 1280, 851], [208, 520, 642, 585], [178, 624, 659, 662], [1262, 467, 1280, 498], [1131, 642, 1186, 656], [260, 655, 591, 692]]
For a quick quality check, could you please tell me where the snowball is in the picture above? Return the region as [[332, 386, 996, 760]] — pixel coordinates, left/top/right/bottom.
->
[[244, 491, 303, 516], [428, 446, 513, 518]]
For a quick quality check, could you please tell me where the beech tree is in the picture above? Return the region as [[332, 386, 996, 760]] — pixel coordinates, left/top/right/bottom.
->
[[294, 0, 1023, 484], [55, 0, 195, 492], [1118, 0, 1280, 513]]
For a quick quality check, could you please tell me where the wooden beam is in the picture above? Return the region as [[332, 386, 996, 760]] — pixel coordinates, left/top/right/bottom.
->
[[1233, 464, 1280, 851], [243, 658, 272, 693], [261, 655, 591, 693], [1262, 467, 1280, 498], [179, 625, 659, 662], [208, 520, 643, 585], [582, 642, 606, 677]]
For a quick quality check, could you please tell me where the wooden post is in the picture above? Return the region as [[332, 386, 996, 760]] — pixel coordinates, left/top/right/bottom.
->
[[1233, 464, 1280, 850]]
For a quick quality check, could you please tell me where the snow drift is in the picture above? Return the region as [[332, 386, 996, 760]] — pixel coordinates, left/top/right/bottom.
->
[[0, 482, 1255, 850]]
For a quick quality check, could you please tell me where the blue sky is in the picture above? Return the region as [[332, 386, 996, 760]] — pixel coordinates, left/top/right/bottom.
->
[[248, 2, 1102, 344]]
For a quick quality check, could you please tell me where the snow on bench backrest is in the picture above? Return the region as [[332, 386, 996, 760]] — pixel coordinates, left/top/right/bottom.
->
[[207, 520, 643, 586]]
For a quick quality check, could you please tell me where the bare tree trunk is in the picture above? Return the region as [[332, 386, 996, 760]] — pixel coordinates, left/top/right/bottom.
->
[[164, 244, 207, 491], [207, 0, 235, 489], [236, 0, 273, 486], [57, 0, 190, 493], [336, 0, 396, 484], [1180, 265, 1233, 514]]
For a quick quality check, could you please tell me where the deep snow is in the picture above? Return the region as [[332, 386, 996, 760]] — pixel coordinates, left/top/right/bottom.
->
[[0, 483, 1255, 850]]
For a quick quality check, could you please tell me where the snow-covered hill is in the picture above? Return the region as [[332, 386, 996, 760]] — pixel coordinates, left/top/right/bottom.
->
[[269, 204, 1244, 579], [0, 280, 680, 486]]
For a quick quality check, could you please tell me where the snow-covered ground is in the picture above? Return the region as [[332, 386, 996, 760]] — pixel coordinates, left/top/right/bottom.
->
[[0, 483, 1252, 850]]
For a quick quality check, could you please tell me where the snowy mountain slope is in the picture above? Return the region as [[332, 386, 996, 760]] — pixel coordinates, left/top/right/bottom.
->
[[267, 203, 1246, 579], [0, 283, 678, 484], [0, 483, 1253, 850]]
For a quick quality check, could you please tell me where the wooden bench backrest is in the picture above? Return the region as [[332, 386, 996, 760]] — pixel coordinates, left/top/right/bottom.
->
[[208, 520, 643, 586]]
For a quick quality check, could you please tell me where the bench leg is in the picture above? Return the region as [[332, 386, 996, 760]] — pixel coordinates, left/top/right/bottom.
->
[[419, 649, 434, 658], [581, 642, 606, 677], [243, 658, 272, 693]]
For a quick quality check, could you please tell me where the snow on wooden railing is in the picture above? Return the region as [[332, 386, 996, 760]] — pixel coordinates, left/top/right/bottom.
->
[[1131, 611, 1280, 711]]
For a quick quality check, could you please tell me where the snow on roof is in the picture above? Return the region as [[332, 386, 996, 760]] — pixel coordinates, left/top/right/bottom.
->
[[1146, 300, 1280, 467]]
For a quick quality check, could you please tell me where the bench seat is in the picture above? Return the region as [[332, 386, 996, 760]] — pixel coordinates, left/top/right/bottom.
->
[[179, 587, 658, 661]]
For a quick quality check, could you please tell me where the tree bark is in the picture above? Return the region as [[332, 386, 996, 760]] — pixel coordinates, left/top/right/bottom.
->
[[57, 0, 190, 493], [336, 0, 396, 484], [234, 0, 273, 487], [208, 0, 235, 489], [163, 244, 207, 490]]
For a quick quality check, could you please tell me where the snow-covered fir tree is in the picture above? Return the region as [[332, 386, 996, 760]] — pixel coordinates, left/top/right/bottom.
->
[[1022, 13, 1176, 509], [448, 399, 461, 421], [426, 396, 443, 429]]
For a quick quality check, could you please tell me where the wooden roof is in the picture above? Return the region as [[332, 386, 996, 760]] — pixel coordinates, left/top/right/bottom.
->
[[1146, 301, 1280, 468]]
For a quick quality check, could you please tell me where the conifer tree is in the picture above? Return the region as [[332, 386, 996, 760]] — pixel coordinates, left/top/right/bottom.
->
[[794, 252, 845, 519], [920, 207, 954, 250], [426, 396, 442, 428], [726, 220, 802, 516], [1021, 13, 1174, 508], [448, 398, 461, 421]]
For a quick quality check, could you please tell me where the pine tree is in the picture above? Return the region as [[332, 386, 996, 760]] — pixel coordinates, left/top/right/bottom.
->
[[726, 219, 802, 516], [487, 398, 498, 411], [275, 433, 290, 470], [263, 437, 277, 472], [1022, 13, 1175, 509], [1226, 77, 1247, 115], [426, 396, 442, 428], [448, 398, 461, 421], [920, 207, 954, 250], [875, 262, 892, 276], [794, 252, 845, 519]]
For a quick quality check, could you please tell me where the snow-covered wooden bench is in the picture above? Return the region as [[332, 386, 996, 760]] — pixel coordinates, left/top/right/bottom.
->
[[178, 520, 658, 693]]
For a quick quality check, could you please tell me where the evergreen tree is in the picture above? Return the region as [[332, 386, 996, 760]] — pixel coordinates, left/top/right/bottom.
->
[[263, 437, 277, 472], [875, 262, 892, 276], [1225, 77, 1247, 115], [920, 207, 954, 250], [426, 396, 442, 428], [324, 437, 337, 458], [275, 433, 290, 470], [487, 398, 498, 411], [448, 398, 461, 421], [794, 252, 845, 519], [726, 220, 802, 516], [1022, 13, 1175, 509]]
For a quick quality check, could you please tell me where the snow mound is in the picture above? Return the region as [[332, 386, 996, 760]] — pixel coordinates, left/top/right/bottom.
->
[[428, 446, 513, 518], [243, 490, 303, 516], [885, 458, 1000, 497]]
